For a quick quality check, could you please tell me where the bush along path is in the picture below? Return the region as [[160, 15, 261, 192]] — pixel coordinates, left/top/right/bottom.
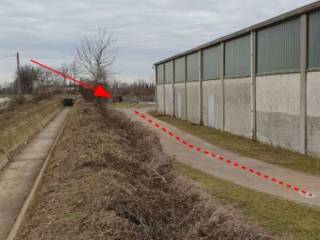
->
[[15, 99, 273, 240]]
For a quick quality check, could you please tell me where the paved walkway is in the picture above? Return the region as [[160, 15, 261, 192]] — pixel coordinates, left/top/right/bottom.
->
[[121, 108, 320, 208], [0, 108, 69, 240]]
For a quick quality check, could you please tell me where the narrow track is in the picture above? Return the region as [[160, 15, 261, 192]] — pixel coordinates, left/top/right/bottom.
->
[[0, 107, 70, 240]]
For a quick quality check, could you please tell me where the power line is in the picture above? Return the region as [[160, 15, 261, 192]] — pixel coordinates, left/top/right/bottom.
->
[[0, 54, 16, 59]]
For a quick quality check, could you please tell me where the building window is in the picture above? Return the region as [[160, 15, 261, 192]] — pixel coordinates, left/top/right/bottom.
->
[[186, 52, 199, 81], [257, 18, 300, 74], [165, 61, 173, 83], [308, 10, 320, 69], [174, 57, 185, 83], [203, 45, 221, 80], [156, 64, 164, 84], [225, 34, 251, 78]]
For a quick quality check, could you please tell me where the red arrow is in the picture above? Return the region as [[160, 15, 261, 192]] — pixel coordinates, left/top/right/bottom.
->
[[30, 59, 112, 99]]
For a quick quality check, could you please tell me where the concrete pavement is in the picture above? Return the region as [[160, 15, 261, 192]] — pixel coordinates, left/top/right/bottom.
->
[[0, 108, 69, 240]]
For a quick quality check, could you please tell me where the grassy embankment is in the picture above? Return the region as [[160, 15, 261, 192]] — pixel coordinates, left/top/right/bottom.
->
[[149, 111, 320, 239], [177, 162, 320, 240], [0, 99, 62, 169], [110, 102, 154, 109], [149, 111, 320, 176]]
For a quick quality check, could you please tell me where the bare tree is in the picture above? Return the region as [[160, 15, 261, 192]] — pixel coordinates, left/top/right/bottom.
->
[[15, 65, 37, 94], [69, 60, 80, 79], [60, 63, 69, 86], [75, 29, 116, 85]]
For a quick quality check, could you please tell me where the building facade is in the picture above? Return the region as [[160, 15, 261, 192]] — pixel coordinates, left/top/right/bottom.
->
[[154, 2, 320, 156]]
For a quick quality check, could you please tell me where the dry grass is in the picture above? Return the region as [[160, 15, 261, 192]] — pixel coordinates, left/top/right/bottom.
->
[[149, 111, 320, 176], [0, 99, 60, 131], [16, 99, 273, 240], [111, 102, 154, 109], [176, 162, 320, 240]]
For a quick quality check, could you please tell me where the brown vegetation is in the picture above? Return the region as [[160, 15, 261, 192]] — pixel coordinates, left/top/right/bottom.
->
[[16, 99, 273, 240]]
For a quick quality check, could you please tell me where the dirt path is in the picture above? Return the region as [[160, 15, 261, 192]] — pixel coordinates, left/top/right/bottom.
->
[[0, 108, 69, 240], [121, 108, 320, 207]]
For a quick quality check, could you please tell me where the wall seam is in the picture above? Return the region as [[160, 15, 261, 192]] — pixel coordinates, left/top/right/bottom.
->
[[221, 42, 225, 131], [172, 61, 175, 117], [251, 31, 257, 140], [199, 50, 203, 125], [163, 64, 166, 115], [185, 56, 188, 120], [300, 14, 308, 154], [155, 66, 158, 112]]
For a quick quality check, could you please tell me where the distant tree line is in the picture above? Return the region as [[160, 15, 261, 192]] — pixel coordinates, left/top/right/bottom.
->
[[111, 78, 155, 98]]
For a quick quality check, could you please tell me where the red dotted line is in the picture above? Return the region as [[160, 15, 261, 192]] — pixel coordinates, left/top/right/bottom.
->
[[133, 110, 314, 198]]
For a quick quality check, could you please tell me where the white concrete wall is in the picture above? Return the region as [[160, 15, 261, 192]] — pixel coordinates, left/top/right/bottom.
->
[[256, 73, 300, 151], [164, 84, 174, 116], [307, 71, 320, 156], [156, 85, 165, 114], [157, 69, 320, 157], [186, 81, 200, 124], [202, 80, 223, 129], [174, 83, 186, 120], [224, 77, 251, 137]]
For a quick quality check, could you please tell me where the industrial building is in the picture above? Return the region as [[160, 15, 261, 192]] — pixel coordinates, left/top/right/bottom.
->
[[154, 1, 320, 156]]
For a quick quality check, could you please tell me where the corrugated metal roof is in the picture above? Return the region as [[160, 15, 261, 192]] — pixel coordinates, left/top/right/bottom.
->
[[154, 0, 320, 66]]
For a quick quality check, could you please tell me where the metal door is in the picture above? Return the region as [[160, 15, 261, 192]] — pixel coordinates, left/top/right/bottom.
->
[[177, 93, 182, 118], [208, 95, 215, 128]]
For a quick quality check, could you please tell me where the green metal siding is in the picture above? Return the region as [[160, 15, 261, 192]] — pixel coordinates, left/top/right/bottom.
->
[[165, 61, 173, 83], [225, 34, 251, 78], [157, 64, 164, 84], [308, 10, 320, 69], [186, 52, 199, 81], [203, 45, 221, 80], [257, 18, 300, 74], [174, 57, 185, 83]]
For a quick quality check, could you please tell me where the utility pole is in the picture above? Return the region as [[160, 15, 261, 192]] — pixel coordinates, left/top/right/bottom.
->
[[16, 52, 21, 95]]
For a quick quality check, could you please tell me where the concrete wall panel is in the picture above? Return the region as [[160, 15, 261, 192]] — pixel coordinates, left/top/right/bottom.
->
[[256, 74, 300, 151], [307, 71, 320, 156], [174, 83, 186, 119], [164, 84, 173, 116], [224, 77, 251, 137], [202, 80, 223, 129], [186, 82, 200, 123], [156, 85, 164, 114]]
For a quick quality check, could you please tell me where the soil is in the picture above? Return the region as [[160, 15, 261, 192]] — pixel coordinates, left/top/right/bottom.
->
[[15, 99, 274, 240]]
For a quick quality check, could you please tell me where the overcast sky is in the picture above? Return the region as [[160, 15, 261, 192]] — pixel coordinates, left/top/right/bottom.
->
[[0, 0, 316, 84]]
